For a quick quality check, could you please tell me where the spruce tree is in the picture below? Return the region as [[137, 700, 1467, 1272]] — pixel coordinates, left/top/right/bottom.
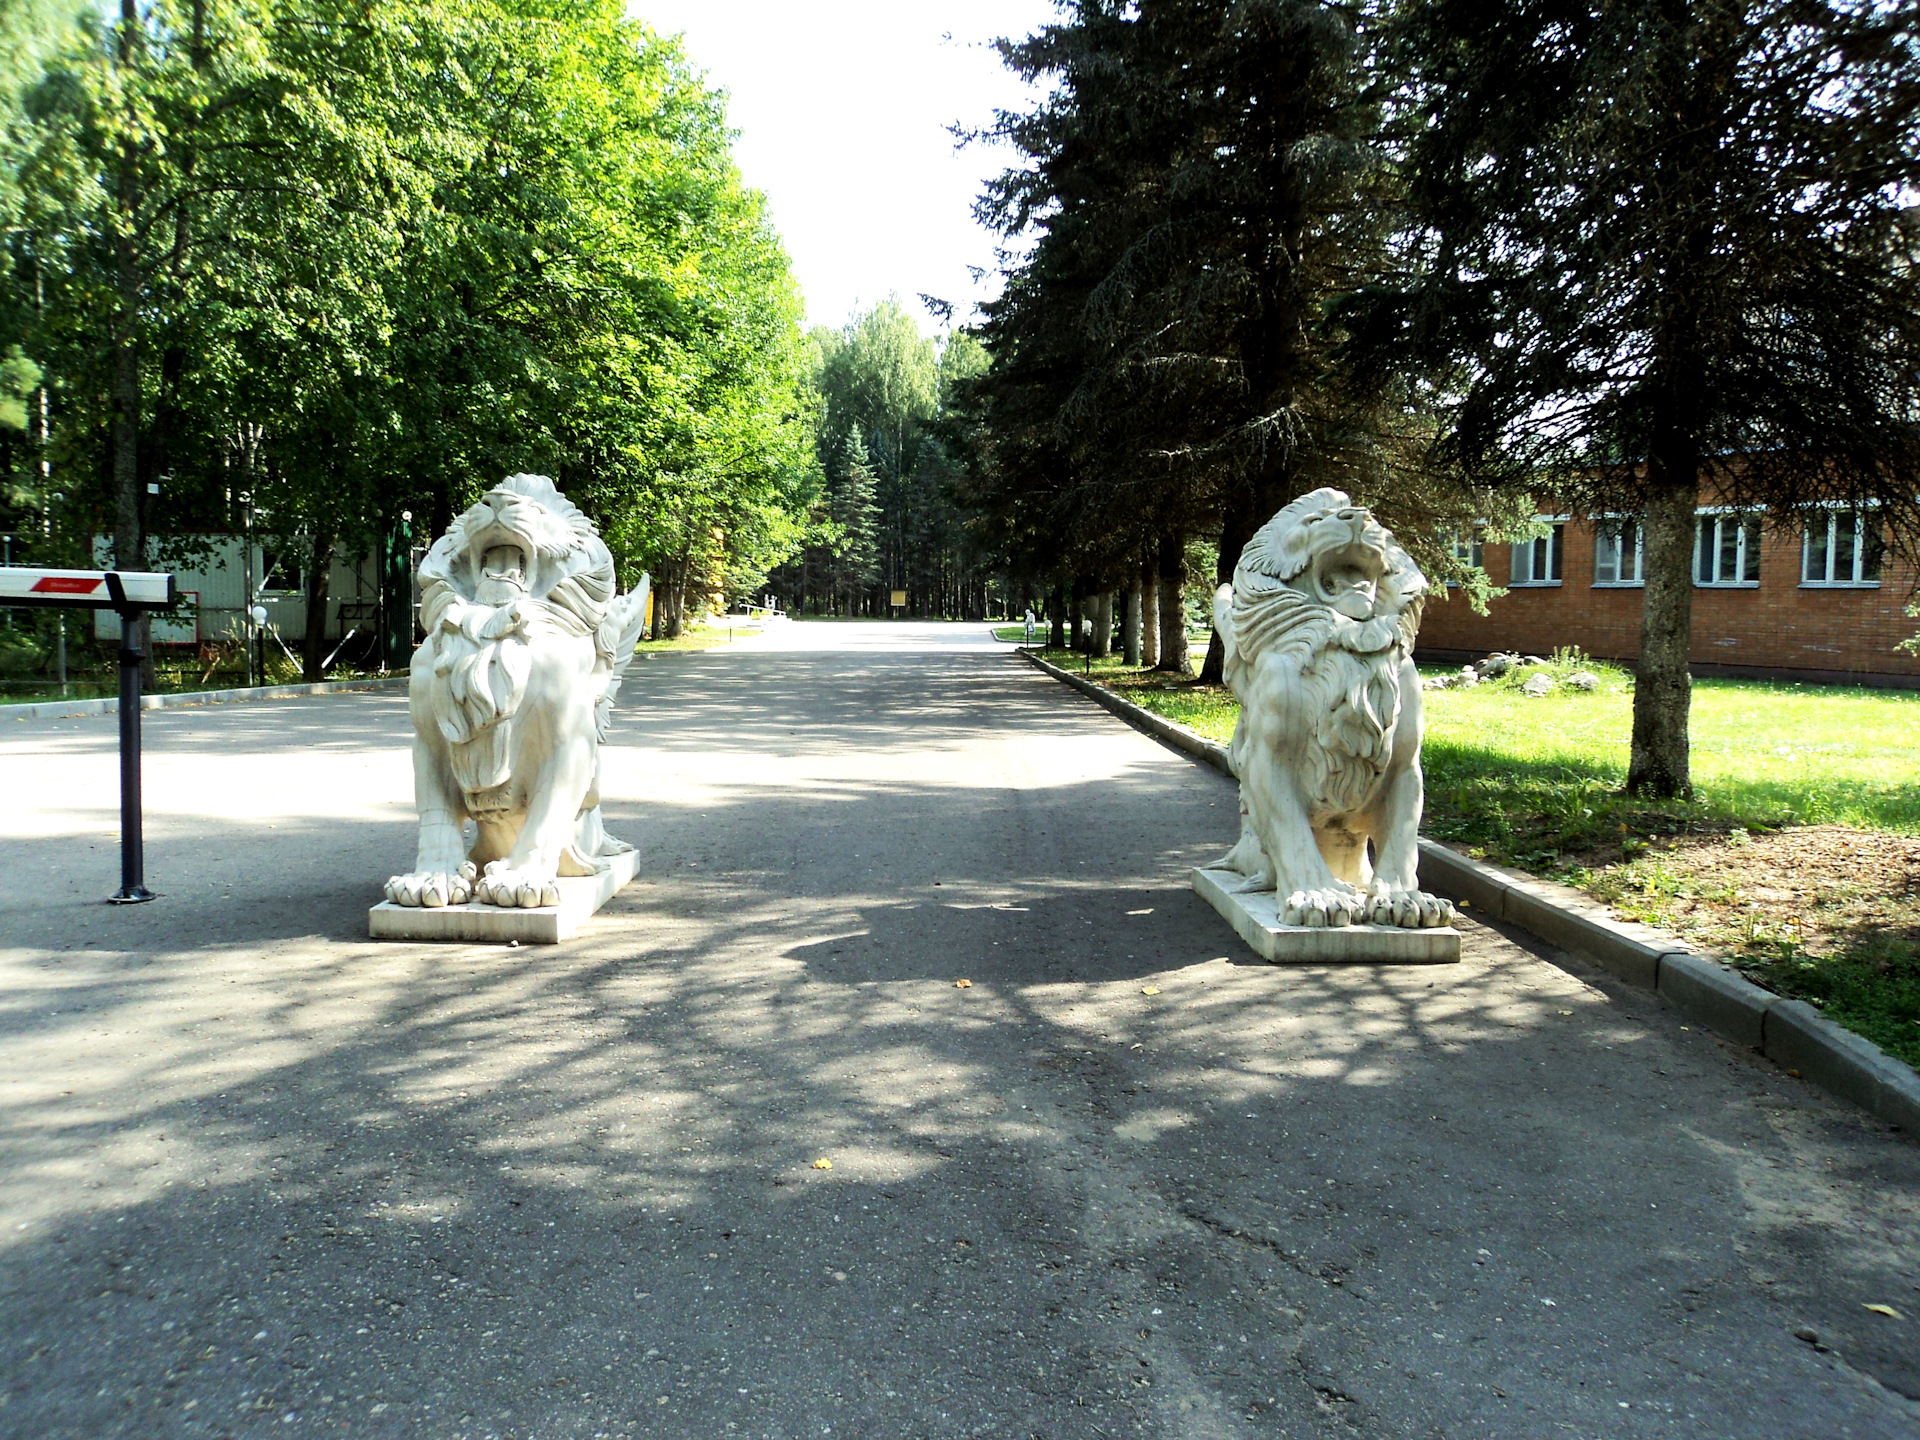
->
[[1370, 0, 1920, 795], [968, 0, 1498, 673], [822, 423, 882, 616]]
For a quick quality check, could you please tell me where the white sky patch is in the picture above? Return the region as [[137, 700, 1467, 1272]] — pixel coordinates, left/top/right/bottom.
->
[[630, 0, 1056, 333]]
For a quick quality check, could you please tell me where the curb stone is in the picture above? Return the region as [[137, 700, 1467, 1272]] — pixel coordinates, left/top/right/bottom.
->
[[1020, 649, 1233, 777], [1764, 1000, 1920, 1135], [1656, 953, 1774, 1050], [6, 674, 409, 721], [1016, 646, 1920, 1137]]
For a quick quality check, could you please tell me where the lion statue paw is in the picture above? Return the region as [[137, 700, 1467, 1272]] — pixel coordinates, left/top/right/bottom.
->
[[474, 861, 561, 909], [1280, 888, 1369, 927], [1364, 889, 1454, 929], [385, 863, 477, 908]]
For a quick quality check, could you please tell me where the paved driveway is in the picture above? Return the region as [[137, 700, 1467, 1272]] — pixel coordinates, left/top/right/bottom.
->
[[2, 620, 1916, 1439]]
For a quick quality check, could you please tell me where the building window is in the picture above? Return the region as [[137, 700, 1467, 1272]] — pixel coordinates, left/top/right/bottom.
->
[[1694, 512, 1759, 587], [1802, 507, 1883, 586], [1509, 520, 1564, 586], [1449, 526, 1485, 570], [259, 548, 304, 594], [1592, 517, 1644, 586]]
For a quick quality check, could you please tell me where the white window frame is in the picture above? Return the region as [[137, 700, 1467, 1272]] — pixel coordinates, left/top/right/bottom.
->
[[257, 546, 305, 596], [1591, 514, 1644, 587], [1509, 516, 1567, 587], [1800, 503, 1883, 588], [1446, 524, 1486, 581], [1693, 508, 1760, 588]]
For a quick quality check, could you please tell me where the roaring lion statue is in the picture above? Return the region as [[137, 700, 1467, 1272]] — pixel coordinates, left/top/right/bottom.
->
[[384, 473, 650, 909], [1211, 488, 1454, 929]]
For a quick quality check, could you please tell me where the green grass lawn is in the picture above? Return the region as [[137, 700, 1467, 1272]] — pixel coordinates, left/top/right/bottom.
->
[[0, 625, 753, 702], [1420, 663, 1920, 857], [1031, 643, 1920, 1066], [0, 652, 380, 703], [634, 626, 751, 654]]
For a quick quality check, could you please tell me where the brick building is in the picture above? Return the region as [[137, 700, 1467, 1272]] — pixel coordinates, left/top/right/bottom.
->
[[1416, 503, 1920, 686]]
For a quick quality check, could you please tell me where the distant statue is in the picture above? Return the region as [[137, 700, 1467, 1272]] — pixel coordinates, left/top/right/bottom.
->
[[384, 474, 649, 909], [1210, 488, 1454, 929]]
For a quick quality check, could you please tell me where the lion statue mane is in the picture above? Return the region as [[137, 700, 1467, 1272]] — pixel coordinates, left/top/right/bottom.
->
[[1211, 487, 1453, 929], [384, 473, 650, 909]]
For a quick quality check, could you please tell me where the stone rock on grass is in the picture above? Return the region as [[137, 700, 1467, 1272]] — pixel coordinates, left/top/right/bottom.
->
[[1567, 670, 1600, 692], [1478, 652, 1518, 678], [1522, 673, 1555, 696]]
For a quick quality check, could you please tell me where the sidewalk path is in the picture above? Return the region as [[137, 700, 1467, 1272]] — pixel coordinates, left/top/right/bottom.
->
[[2, 621, 1916, 1439]]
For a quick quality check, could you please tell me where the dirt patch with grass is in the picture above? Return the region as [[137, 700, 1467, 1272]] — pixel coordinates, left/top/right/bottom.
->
[[1582, 826, 1920, 1067]]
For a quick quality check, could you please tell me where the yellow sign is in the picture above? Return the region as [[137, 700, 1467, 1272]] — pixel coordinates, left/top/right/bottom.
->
[[890, 589, 907, 607]]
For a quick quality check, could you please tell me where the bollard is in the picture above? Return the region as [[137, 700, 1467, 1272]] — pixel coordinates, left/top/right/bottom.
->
[[105, 575, 156, 904]]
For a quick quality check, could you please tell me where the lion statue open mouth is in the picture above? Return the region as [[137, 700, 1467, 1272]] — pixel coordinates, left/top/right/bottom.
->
[[1211, 487, 1454, 929], [383, 473, 650, 910]]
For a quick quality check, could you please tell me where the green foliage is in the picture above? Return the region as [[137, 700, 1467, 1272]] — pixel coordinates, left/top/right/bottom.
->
[[0, 0, 809, 644], [0, 346, 37, 430], [1372, 0, 1920, 514], [967, 0, 1493, 605]]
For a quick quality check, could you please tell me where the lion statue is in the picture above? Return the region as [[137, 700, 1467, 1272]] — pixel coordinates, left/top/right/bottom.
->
[[384, 473, 650, 910], [1211, 488, 1454, 930]]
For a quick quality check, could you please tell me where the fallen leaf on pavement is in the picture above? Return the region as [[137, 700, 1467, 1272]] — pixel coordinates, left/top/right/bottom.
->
[[954, 978, 972, 988], [1864, 1304, 1903, 1319], [1141, 985, 1161, 996], [813, 1158, 833, 1170]]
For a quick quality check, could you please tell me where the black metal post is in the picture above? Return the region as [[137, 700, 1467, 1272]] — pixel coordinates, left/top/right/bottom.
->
[[105, 577, 156, 904]]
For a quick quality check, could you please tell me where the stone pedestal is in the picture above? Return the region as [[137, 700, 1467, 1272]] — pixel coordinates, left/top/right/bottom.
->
[[1192, 866, 1460, 964], [370, 850, 637, 944]]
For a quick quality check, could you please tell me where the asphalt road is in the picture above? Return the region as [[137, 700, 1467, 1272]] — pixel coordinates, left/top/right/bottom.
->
[[2, 619, 1917, 1440]]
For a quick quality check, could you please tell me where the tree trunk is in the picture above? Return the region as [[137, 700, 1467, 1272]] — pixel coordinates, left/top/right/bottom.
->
[[1048, 584, 1066, 649], [1156, 532, 1188, 674], [1069, 587, 1085, 651], [1123, 585, 1143, 665], [1140, 559, 1160, 669], [1090, 592, 1112, 657], [301, 528, 332, 681], [1626, 474, 1698, 796], [1198, 497, 1257, 684], [654, 561, 685, 639]]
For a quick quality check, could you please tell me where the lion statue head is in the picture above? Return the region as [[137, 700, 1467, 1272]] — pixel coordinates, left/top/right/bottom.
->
[[1215, 487, 1427, 683], [418, 473, 615, 635]]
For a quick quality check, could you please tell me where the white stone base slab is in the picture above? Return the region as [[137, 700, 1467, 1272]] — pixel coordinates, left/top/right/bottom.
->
[[1192, 866, 1460, 964], [369, 850, 638, 944]]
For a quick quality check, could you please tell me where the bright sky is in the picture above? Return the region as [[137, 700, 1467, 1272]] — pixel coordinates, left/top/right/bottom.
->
[[629, 0, 1059, 335]]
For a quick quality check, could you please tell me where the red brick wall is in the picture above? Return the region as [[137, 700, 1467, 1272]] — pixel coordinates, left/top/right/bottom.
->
[[1417, 515, 1920, 681]]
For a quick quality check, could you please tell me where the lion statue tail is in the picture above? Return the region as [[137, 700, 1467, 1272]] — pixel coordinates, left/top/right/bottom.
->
[[593, 574, 652, 742], [1213, 583, 1237, 671]]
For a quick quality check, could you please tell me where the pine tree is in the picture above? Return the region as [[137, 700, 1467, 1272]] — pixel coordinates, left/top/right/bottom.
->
[[968, 0, 1497, 673], [1370, 0, 1920, 795], [822, 423, 881, 616]]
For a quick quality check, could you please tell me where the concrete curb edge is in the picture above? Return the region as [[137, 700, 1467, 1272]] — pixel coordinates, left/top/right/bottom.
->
[[1016, 646, 1920, 1136], [6, 674, 411, 721], [1020, 648, 1233, 777]]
